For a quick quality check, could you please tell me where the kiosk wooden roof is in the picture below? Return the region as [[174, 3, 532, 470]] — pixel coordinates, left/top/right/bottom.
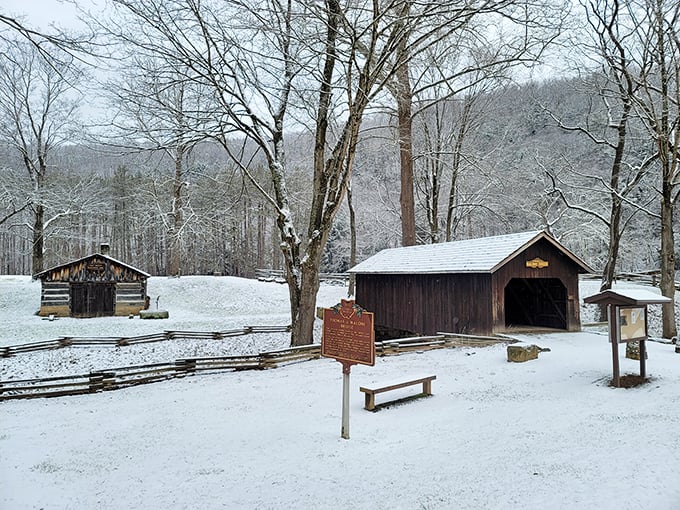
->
[[584, 288, 671, 306]]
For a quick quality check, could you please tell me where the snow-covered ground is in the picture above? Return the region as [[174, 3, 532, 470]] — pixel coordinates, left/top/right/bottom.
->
[[1, 275, 680, 509], [0, 276, 345, 380], [0, 274, 347, 347]]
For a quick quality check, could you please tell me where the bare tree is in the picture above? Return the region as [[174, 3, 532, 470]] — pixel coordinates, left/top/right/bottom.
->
[[0, 38, 82, 273], [410, 64, 500, 244], [384, 0, 569, 246], [100, 57, 211, 276], [395, 41, 417, 245], [544, 1, 658, 307], [100, 0, 418, 346], [548, 0, 679, 336], [1, 7, 98, 71], [0, 180, 30, 226], [629, 0, 680, 338]]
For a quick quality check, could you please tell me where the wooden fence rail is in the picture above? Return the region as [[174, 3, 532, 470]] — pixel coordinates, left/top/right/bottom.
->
[[582, 270, 680, 290], [255, 269, 348, 283], [0, 325, 292, 358], [0, 332, 510, 401], [0, 348, 317, 401]]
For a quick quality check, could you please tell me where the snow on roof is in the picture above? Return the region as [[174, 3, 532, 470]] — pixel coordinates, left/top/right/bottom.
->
[[350, 230, 591, 275], [584, 288, 672, 305]]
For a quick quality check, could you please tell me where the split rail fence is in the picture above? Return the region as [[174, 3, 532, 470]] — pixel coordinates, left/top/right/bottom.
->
[[0, 329, 510, 401], [0, 325, 290, 358]]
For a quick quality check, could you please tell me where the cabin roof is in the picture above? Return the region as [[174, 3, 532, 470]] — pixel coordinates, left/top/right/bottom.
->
[[34, 253, 150, 279], [349, 230, 593, 275]]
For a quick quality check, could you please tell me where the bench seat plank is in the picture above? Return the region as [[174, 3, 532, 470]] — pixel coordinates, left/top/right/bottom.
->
[[359, 375, 436, 411]]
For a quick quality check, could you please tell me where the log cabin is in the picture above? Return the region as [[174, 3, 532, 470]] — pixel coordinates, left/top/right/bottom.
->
[[34, 245, 149, 318]]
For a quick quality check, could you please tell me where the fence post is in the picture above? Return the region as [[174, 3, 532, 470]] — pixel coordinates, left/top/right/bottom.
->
[[259, 352, 276, 369], [175, 359, 196, 374], [89, 371, 104, 392], [101, 371, 116, 390]]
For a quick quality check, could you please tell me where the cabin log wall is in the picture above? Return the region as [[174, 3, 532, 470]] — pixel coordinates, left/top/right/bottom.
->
[[115, 282, 146, 316], [39, 282, 70, 317]]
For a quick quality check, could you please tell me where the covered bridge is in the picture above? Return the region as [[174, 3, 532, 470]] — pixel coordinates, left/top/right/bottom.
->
[[349, 230, 592, 338], [34, 247, 149, 318]]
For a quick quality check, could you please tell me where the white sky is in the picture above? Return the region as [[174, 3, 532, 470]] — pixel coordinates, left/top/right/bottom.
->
[[2, 0, 90, 32]]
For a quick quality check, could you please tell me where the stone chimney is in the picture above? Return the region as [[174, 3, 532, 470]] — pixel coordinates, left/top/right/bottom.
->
[[100, 243, 111, 256]]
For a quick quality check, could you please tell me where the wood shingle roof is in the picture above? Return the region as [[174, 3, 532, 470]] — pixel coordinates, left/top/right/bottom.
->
[[34, 253, 150, 279]]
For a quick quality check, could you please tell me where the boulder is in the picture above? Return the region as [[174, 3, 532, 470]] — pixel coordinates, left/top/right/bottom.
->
[[139, 310, 169, 319], [507, 343, 550, 363], [625, 341, 648, 360]]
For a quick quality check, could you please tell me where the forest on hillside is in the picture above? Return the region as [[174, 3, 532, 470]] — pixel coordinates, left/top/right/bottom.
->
[[1, 0, 679, 343], [0, 77, 662, 277]]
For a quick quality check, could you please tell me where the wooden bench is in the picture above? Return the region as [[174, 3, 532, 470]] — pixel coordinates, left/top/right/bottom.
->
[[359, 375, 436, 411]]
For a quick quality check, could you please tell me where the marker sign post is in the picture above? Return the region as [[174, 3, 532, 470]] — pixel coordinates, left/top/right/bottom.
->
[[584, 289, 671, 388], [321, 299, 375, 439]]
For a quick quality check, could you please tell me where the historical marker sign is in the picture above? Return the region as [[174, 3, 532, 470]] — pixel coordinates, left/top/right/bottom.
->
[[322, 299, 375, 367], [321, 299, 374, 440]]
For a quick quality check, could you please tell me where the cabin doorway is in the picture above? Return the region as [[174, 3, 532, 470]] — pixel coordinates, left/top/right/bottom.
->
[[70, 283, 116, 318], [504, 278, 567, 330]]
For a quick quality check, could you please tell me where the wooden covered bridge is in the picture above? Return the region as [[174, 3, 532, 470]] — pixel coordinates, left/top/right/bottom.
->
[[349, 230, 593, 339]]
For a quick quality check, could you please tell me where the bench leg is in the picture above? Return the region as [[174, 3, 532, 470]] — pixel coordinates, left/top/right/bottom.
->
[[422, 380, 432, 396], [364, 392, 376, 411]]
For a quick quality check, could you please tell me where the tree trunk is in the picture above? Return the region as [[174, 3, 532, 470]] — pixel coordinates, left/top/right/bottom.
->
[[286, 227, 326, 347], [395, 39, 416, 247], [653, 0, 677, 340], [660, 185, 677, 338], [32, 203, 45, 274], [347, 183, 357, 297], [290, 262, 322, 347], [446, 99, 473, 241], [599, 224, 620, 294], [257, 203, 266, 269], [598, 192, 623, 322], [168, 149, 184, 277], [425, 152, 440, 244]]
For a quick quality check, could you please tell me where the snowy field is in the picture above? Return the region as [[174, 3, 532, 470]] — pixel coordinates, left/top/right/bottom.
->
[[2, 275, 680, 509], [0, 276, 345, 380]]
